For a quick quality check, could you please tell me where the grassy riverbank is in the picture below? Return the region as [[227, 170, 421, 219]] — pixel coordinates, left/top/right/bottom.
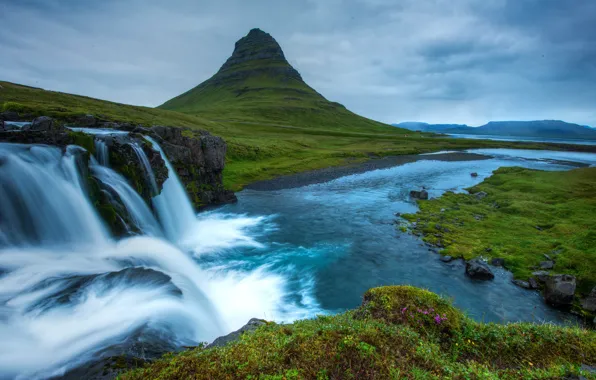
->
[[3, 81, 596, 191], [121, 286, 596, 379], [403, 167, 596, 296]]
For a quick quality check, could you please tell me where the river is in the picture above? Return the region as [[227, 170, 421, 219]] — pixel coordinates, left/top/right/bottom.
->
[[0, 140, 595, 379]]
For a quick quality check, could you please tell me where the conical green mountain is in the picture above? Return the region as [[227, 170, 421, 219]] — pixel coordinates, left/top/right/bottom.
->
[[159, 28, 396, 132]]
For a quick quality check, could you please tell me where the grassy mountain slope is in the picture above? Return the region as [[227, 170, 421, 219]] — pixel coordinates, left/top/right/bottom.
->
[[159, 28, 394, 134]]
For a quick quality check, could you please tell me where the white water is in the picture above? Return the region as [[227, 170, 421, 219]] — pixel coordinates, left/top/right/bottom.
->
[[0, 139, 301, 379], [90, 160, 163, 237], [94, 139, 109, 167], [144, 136, 198, 245]]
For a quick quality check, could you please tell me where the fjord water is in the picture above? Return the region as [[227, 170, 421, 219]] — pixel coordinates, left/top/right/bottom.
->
[[1, 140, 595, 379]]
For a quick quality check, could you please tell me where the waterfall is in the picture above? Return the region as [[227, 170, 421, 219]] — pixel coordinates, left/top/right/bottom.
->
[[0, 141, 224, 379], [90, 159, 163, 237], [144, 136, 198, 244], [0, 143, 108, 248], [94, 138, 109, 167], [0, 137, 283, 379], [129, 142, 158, 195]]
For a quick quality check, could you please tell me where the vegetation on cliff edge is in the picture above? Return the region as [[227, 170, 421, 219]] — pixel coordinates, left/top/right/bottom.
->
[[120, 286, 596, 379]]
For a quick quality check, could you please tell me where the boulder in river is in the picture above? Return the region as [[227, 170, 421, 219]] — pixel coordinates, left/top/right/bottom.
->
[[528, 277, 539, 289], [471, 172, 478, 177], [440, 255, 453, 263], [207, 318, 268, 349], [544, 274, 576, 307], [512, 279, 531, 289], [581, 287, 596, 312], [465, 258, 494, 280], [410, 189, 429, 200], [532, 271, 550, 283]]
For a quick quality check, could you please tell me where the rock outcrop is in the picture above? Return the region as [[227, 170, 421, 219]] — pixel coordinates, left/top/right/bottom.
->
[[465, 258, 495, 280], [544, 274, 576, 307], [581, 287, 596, 312], [207, 318, 268, 349], [149, 126, 237, 208], [410, 189, 429, 200]]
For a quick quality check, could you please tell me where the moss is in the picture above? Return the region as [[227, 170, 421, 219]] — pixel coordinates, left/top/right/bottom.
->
[[85, 175, 127, 236], [67, 131, 95, 155], [120, 285, 596, 380]]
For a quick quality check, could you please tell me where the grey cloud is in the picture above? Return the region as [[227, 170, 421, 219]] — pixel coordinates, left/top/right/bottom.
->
[[0, 0, 594, 126]]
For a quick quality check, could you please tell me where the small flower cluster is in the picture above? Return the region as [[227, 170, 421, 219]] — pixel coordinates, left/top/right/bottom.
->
[[400, 306, 448, 326]]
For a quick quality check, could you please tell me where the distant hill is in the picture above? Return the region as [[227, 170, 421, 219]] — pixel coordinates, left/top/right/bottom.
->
[[160, 28, 405, 134], [394, 120, 596, 140]]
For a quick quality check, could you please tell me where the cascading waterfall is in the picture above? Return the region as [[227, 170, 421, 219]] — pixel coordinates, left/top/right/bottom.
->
[[0, 137, 297, 379], [94, 138, 109, 167], [90, 159, 163, 237], [0, 143, 108, 247], [144, 136, 198, 245]]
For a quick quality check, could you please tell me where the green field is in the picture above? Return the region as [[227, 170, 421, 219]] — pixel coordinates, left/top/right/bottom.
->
[[121, 286, 596, 379], [2, 81, 593, 191], [403, 167, 596, 297]]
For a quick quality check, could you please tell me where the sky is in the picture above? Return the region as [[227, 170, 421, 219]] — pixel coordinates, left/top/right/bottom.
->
[[1, 0, 595, 127]]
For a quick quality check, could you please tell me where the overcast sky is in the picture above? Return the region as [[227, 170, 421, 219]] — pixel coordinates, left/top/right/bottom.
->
[[1, 0, 595, 126]]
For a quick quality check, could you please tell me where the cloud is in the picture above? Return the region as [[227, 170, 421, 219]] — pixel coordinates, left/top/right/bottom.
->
[[0, 0, 594, 126]]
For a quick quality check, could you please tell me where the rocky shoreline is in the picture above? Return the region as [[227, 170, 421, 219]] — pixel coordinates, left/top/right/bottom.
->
[[400, 169, 596, 325]]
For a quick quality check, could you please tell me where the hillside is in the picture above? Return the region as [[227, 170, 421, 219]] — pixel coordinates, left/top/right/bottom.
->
[[159, 28, 395, 134], [3, 30, 596, 191], [396, 120, 596, 139]]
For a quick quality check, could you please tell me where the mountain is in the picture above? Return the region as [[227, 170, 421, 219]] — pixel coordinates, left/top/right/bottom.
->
[[160, 28, 401, 133], [395, 120, 596, 139], [394, 122, 470, 133]]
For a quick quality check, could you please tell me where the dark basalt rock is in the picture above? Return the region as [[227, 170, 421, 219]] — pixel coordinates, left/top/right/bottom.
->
[[149, 126, 237, 208], [465, 258, 494, 280], [512, 279, 531, 289], [410, 189, 429, 200], [581, 287, 596, 312], [207, 318, 268, 349], [544, 274, 576, 307], [540, 260, 554, 269]]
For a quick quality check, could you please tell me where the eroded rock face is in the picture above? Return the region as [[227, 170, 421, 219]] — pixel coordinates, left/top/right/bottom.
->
[[544, 274, 576, 307], [581, 287, 596, 312], [150, 126, 237, 208], [465, 258, 495, 280], [207, 318, 267, 349]]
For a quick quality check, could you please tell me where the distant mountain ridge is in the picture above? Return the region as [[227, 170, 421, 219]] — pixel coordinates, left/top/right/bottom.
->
[[394, 120, 596, 140]]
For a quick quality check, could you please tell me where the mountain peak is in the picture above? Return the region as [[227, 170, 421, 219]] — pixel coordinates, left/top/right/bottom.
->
[[219, 28, 289, 74]]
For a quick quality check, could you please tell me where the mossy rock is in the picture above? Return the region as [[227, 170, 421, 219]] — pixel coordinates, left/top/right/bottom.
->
[[355, 286, 465, 340]]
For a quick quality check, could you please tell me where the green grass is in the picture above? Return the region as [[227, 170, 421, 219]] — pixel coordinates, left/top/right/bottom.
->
[[3, 80, 596, 191], [120, 286, 596, 379], [403, 167, 596, 296]]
